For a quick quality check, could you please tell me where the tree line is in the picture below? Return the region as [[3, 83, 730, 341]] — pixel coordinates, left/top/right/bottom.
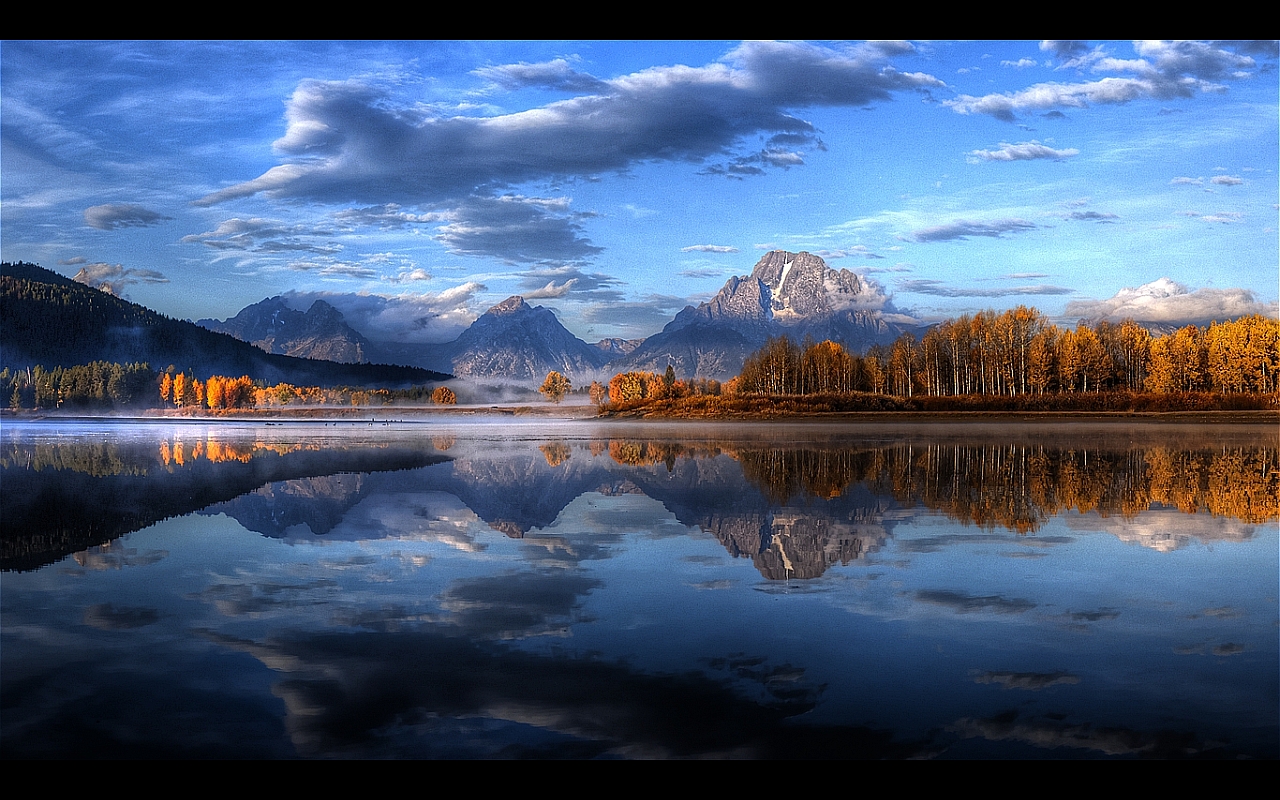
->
[[4, 362, 155, 410], [732, 308, 1278, 398], [3, 362, 452, 412]]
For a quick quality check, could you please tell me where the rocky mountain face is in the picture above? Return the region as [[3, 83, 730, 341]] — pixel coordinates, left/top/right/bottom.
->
[[615, 251, 906, 379], [200, 297, 373, 364], [436, 296, 613, 382]]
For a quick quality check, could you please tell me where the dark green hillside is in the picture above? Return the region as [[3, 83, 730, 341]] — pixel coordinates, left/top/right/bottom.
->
[[0, 262, 451, 387]]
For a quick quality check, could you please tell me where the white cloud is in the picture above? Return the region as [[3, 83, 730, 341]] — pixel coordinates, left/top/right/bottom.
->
[[382, 268, 433, 284], [283, 284, 488, 343], [967, 140, 1079, 163], [1064, 277, 1276, 323], [948, 41, 1268, 120], [72, 262, 169, 296], [681, 244, 738, 253]]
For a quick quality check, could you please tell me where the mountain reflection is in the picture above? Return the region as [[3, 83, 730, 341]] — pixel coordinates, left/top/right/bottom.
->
[[3, 423, 1275, 578], [1, 425, 450, 571]]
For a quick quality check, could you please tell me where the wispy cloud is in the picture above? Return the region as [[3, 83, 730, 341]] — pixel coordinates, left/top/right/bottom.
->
[[84, 203, 172, 230], [681, 244, 738, 253], [180, 217, 340, 254], [948, 41, 1265, 121], [911, 218, 1036, 242], [897, 279, 1072, 297], [72, 262, 169, 296], [1066, 210, 1118, 223]]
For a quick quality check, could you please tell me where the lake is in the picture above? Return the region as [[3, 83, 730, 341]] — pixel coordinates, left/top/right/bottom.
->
[[2, 417, 1276, 759]]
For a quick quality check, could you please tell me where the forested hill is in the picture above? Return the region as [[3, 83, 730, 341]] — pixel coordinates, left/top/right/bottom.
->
[[0, 262, 451, 387]]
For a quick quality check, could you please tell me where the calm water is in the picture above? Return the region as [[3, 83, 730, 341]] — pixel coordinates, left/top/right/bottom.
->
[[2, 418, 1276, 759]]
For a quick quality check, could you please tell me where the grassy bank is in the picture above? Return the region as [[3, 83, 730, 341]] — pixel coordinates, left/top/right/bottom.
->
[[599, 391, 1280, 420]]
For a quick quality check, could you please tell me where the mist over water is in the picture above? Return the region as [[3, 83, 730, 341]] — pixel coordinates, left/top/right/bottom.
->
[[2, 419, 1276, 758]]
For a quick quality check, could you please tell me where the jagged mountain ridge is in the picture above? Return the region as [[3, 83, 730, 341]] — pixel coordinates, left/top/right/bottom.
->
[[199, 296, 373, 364]]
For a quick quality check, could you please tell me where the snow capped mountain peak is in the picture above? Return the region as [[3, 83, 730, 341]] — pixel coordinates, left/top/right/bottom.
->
[[1118, 277, 1187, 300]]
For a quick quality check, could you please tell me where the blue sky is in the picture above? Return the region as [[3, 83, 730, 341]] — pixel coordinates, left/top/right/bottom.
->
[[3, 40, 1276, 342]]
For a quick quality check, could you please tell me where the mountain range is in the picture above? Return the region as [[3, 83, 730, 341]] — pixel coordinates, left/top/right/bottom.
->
[[201, 251, 913, 382]]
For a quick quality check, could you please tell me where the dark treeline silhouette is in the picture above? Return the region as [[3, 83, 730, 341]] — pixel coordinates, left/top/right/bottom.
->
[[3, 362, 155, 410]]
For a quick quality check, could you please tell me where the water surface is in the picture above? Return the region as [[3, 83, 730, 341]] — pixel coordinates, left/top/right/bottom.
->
[[2, 418, 1276, 758]]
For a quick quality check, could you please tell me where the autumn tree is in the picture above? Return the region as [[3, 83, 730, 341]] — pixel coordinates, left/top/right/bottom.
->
[[800, 340, 855, 394], [172, 372, 188, 407], [1059, 325, 1111, 392], [1026, 326, 1060, 395], [539, 371, 572, 403], [431, 386, 457, 405], [1147, 325, 1206, 393], [888, 333, 919, 397], [609, 371, 654, 403], [738, 336, 802, 394]]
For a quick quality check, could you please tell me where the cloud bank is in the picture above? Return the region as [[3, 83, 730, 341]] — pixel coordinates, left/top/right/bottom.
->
[[283, 284, 487, 343], [1064, 277, 1277, 323], [193, 41, 944, 266]]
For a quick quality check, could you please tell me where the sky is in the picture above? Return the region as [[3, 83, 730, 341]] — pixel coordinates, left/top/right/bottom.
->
[[2, 40, 1277, 343]]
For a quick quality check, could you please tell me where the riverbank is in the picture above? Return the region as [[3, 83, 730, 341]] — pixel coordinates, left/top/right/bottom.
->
[[4, 406, 1276, 425]]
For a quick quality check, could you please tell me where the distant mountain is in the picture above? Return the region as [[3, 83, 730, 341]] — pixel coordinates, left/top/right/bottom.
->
[[0, 262, 450, 387], [199, 296, 373, 364], [615, 251, 909, 379], [592, 337, 643, 359], [432, 296, 613, 382], [194, 251, 912, 384]]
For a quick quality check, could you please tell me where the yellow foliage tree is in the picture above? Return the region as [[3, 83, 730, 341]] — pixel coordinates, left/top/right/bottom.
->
[[539, 371, 572, 403]]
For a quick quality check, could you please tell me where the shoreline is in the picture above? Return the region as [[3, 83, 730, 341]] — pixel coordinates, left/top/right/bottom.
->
[[3, 407, 1276, 425]]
